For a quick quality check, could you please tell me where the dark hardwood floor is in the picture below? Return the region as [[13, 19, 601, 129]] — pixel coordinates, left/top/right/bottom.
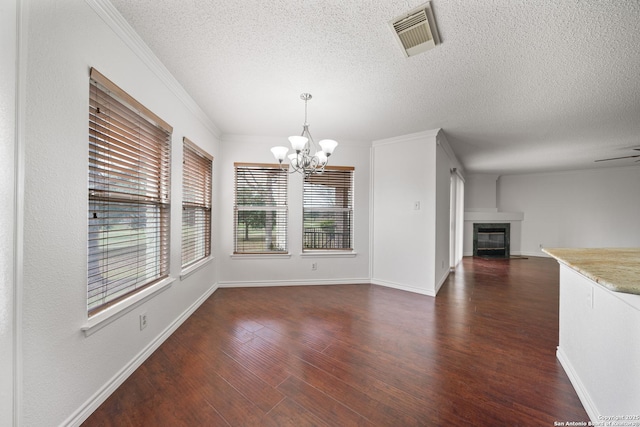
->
[[83, 256, 589, 426]]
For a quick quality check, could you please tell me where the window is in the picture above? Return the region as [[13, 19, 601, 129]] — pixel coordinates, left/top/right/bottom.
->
[[234, 163, 288, 254], [182, 138, 213, 268], [303, 167, 354, 251], [88, 68, 172, 314]]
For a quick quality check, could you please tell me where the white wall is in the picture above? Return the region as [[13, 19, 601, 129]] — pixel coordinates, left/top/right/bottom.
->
[[371, 130, 439, 295], [497, 166, 640, 254], [465, 174, 499, 210], [218, 135, 370, 285], [20, 1, 220, 425], [435, 134, 453, 290], [1, 0, 18, 424], [450, 173, 465, 266], [370, 129, 462, 295], [557, 264, 640, 420]]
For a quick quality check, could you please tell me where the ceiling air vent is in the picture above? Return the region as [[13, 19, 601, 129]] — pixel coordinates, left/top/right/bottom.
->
[[390, 2, 440, 57]]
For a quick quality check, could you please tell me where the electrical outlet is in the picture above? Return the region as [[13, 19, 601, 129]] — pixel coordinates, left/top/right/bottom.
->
[[311, 262, 318, 271], [139, 313, 147, 330]]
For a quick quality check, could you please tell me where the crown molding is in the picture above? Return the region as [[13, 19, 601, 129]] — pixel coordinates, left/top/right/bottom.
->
[[85, 0, 221, 139], [436, 130, 465, 177], [372, 128, 441, 147]]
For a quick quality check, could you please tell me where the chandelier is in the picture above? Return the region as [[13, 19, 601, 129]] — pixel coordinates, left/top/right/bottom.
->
[[271, 93, 338, 176]]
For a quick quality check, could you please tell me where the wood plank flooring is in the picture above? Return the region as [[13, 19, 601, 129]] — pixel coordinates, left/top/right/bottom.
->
[[83, 256, 589, 426]]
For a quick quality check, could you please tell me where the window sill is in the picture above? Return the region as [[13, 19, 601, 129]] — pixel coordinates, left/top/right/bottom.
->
[[81, 277, 175, 337], [300, 251, 357, 258], [230, 253, 292, 259], [180, 256, 214, 281]]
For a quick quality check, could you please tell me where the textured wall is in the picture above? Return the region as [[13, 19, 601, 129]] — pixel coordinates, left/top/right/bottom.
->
[[497, 166, 640, 254], [435, 138, 453, 292], [464, 174, 499, 210], [371, 131, 438, 295], [0, 0, 17, 424], [20, 1, 219, 425], [218, 135, 371, 285]]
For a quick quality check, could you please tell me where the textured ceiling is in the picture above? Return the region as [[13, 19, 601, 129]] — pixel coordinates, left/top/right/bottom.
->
[[110, 0, 640, 174]]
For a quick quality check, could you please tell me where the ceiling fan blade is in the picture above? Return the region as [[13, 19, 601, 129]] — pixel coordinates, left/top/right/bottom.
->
[[594, 154, 640, 162]]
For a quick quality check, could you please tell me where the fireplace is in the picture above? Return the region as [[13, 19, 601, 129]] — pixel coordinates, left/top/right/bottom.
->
[[473, 223, 510, 258]]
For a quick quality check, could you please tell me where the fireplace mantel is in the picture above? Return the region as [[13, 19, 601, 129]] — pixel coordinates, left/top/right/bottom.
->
[[464, 211, 523, 222], [463, 211, 524, 257]]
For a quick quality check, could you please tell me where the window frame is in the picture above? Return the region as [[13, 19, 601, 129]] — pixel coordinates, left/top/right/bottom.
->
[[233, 163, 289, 255], [302, 166, 354, 252], [181, 137, 213, 269], [87, 68, 172, 316]]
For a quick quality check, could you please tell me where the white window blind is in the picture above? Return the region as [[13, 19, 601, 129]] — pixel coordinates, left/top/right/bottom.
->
[[182, 138, 213, 268], [234, 163, 288, 254], [303, 167, 354, 251], [88, 68, 172, 315]]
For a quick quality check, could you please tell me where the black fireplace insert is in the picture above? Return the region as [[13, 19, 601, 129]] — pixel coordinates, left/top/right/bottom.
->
[[473, 223, 510, 258]]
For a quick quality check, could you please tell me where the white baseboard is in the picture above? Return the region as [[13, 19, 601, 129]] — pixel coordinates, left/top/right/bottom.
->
[[64, 283, 219, 427], [370, 278, 436, 297], [520, 250, 550, 257], [556, 346, 598, 423], [220, 277, 440, 298], [463, 251, 548, 258], [435, 270, 450, 295], [220, 277, 439, 298], [217, 278, 370, 288]]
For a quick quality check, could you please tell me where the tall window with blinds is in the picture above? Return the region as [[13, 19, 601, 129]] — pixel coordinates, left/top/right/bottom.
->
[[182, 138, 213, 268], [303, 167, 354, 251], [234, 163, 288, 254], [88, 68, 172, 314]]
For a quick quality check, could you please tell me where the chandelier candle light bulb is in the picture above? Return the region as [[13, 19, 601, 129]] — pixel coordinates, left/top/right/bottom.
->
[[289, 135, 308, 152], [318, 139, 338, 156], [271, 93, 338, 175], [270, 146, 289, 162], [315, 151, 328, 166]]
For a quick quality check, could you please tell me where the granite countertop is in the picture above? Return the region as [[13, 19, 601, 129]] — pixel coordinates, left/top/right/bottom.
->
[[543, 248, 640, 296]]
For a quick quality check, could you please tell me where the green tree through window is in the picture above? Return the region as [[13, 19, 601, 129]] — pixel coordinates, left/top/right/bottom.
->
[[234, 164, 288, 253]]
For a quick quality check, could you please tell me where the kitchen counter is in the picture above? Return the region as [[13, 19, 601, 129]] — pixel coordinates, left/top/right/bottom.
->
[[543, 247, 640, 296], [543, 247, 640, 421]]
